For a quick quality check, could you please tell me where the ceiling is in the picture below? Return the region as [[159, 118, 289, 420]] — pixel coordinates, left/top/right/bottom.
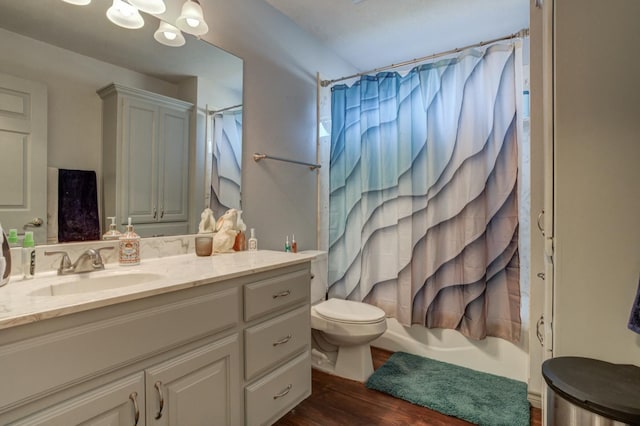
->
[[265, 0, 529, 73]]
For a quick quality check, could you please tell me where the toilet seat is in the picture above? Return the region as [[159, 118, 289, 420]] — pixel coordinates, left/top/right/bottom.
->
[[314, 298, 386, 324]]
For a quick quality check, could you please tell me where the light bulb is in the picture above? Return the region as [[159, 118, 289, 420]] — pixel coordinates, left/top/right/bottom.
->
[[186, 17, 199, 28], [164, 31, 177, 40]]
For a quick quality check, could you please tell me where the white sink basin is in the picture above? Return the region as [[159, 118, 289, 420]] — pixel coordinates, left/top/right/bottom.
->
[[28, 272, 165, 297]]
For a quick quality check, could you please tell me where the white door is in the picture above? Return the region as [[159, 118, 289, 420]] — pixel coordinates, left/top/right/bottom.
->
[[0, 72, 47, 243]]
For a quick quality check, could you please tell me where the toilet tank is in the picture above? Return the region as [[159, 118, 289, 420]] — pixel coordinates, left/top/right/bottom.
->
[[300, 251, 328, 304]]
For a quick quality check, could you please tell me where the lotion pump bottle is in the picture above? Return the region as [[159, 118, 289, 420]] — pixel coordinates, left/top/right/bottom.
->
[[291, 234, 297, 253], [248, 228, 258, 251], [22, 231, 36, 279], [119, 218, 140, 266], [103, 216, 122, 240], [285, 235, 291, 252]]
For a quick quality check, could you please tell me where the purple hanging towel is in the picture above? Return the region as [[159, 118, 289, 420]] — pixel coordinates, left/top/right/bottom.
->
[[628, 277, 640, 334], [58, 169, 100, 242]]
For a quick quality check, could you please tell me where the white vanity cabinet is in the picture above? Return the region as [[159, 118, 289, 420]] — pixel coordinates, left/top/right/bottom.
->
[[0, 261, 311, 426], [242, 268, 312, 426], [98, 83, 192, 237]]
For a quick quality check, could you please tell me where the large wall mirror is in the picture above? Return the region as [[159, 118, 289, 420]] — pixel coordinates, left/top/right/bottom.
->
[[0, 0, 243, 244]]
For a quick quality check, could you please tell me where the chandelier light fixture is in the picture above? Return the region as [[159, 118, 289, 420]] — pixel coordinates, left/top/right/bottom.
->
[[106, 0, 144, 29], [154, 21, 186, 46], [129, 0, 166, 14], [62, 0, 209, 47], [175, 0, 208, 36]]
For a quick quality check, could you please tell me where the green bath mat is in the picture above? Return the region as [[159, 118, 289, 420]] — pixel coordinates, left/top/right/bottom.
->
[[366, 352, 530, 426]]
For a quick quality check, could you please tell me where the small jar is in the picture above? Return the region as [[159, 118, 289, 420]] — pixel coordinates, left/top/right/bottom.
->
[[195, 234, 213, 256]]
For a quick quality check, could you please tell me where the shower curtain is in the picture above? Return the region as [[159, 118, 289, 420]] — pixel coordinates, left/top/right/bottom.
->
[[210, 111, 242, 218], [328, 43, 521, 342]]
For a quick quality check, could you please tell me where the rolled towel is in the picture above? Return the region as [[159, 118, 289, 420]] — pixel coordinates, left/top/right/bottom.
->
[[628, 277, 640, 335], [58, 169, 101, 242]]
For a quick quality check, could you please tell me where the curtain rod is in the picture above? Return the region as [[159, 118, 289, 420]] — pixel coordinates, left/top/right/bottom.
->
[[253, 153, 321, 170], [320, 28, 529, 87], [208, 104, 243, 115]]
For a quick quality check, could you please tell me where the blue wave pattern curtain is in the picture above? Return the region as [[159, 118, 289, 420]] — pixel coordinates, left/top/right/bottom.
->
[[329, 44, 520, 342], [210, 111, 242, 218]]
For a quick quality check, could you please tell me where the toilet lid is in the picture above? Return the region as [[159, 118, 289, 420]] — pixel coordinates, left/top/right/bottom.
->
[[314, 298, 386, 324]]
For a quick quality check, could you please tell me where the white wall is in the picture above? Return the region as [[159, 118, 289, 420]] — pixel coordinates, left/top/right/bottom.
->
[[527, 0, 546, 400], [0, 28, 179, 179], [197, 0, 357, 251], [553, 0, 640, 363]]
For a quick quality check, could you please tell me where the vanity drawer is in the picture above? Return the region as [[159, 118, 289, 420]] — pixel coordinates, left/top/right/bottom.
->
[[245, 351, 311, 426], [244, 269, 309, 321], [244, 305, 310, 380]]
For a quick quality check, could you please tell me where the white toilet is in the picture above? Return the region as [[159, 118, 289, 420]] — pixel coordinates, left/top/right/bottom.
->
[[305, 251, 387, 382]]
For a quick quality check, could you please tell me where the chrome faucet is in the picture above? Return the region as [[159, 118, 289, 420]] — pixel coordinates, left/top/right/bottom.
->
[[45, 247, 114, 275]]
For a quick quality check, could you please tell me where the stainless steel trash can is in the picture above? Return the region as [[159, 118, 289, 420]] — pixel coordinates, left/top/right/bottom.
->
[[542, 357, 640, 426]]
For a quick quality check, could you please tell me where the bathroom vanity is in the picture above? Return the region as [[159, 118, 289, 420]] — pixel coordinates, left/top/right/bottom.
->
[[0, 250, 313, 425]]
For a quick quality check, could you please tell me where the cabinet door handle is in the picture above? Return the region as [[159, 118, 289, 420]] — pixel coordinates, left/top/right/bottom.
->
[[536, 316, 545, 346], [537, 209, 545, 236], [272, 290, 291, 299], [273, 334, 292, 347], [273, 384, 292, 400], [154, 380, 165, 419], [129, 392, 140, 426], [160, 208, 164, 219], [153, 207, 157, 219]]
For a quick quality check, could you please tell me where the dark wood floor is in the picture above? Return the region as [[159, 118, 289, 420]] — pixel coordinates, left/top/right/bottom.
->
[[275, 347, 542, 426]]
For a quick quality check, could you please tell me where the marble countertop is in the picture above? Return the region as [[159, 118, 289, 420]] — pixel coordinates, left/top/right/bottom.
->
[[0, 250, 317, 331]]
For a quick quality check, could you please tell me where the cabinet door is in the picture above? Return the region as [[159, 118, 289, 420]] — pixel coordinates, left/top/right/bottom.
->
[[145, 335, 240, 426], [11, 373, 145, 426], [157, 106, 189, 223], [122, 97, 159, 225]]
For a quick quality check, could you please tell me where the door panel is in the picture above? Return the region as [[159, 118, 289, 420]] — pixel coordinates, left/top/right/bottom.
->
[[0, 73, 47, 243]]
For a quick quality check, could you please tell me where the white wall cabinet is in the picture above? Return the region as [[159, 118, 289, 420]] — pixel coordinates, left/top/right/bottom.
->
[[98, 84, 192, 238], [0, 262, 310, 426]]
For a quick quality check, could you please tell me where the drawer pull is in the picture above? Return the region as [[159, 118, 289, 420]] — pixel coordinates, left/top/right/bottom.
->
[[154, 380, 165, 419], [273, 334, 292, 347], [129, 392, 140, 426], [272, 290, 291, 299], [273, 384, 292, 400]]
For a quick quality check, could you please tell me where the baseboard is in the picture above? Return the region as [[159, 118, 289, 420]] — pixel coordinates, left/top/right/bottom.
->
[[528, 390, 542, 408]]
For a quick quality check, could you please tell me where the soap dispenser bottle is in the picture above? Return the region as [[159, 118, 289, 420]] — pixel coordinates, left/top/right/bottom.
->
[[119, 218, 140, 266], [248, 228, 258, 251], [103, 216, 122, 241], [22, 231, 36, 279]]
